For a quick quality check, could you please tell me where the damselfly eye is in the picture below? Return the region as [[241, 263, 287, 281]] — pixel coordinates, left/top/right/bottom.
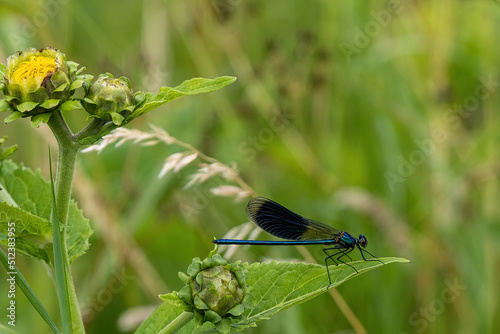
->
[[358, 234, 368, 248]]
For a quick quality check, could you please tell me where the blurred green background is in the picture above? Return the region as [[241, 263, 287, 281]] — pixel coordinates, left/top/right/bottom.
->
[[1, 0, 499, 333]]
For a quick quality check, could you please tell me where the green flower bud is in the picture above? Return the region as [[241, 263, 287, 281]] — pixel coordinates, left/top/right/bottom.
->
[[176, 251, 253, 333], [0, 47, 92, 125], [82, 73, 135, 126], [192, 265, 244, 316]]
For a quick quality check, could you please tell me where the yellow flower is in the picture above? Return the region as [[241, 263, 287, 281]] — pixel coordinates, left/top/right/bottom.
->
[[0, 47, 92, 126], [11, 55, 58, 92]]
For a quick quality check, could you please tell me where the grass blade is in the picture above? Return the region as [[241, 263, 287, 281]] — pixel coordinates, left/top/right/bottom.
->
[[0, 248, 60, 333], [49, 148, 72, 333]]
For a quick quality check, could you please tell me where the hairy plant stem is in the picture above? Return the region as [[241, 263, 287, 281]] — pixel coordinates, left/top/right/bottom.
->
[[158, 311, 195, 334], [47, 111, 85, 333]]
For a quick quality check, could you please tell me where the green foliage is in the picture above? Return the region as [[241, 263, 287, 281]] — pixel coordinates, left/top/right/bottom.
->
[[0, 160, 92, 264], [0, 202, 52, 262], [173, 251, 253, 333], [134, 294, 190, 334], [0, 48, 92, 127], [242, 259, 407, 324], [77, 76, 237, 146], [136, 257, 408, 333], [0, 136, 17, 161], [132, 76, 237, 119], [0, 1, 498, 333]]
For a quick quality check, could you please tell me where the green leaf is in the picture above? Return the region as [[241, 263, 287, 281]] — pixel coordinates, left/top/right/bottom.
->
[[110, 111, 125, 125], [0, 99, 13, 112], [53, 82, 68, 93], [214, 318, 231, 334], [0, 62, 5, 77], [0, 144, 18, 161], [136, 257, 408, 333], [74, 66, 85, 76], [69, 79, 84, 91], [40, 99, 61, 109], [135, 294, 187, 334], [75, 74, 94, 93], [76, 76, 236, 146], [0, 160, 54, 217], [65, 201, 92, 261], [39, 99, 60, 109], [129, 76, 236, 121], [58, 100, 83, 112], [4, 95, 17, 103], [31, 113, 52, 127], [0, 136, 18, 161], [83, 97, 96, 105], [17, 101, 39, 112], [0, 160, 93, 264], [232, 258, 409, 331], [0, 203, 52, 262], [4, 111, 23, 123]]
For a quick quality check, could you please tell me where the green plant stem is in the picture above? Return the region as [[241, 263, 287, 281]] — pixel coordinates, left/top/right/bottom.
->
[[48, 111, 85, 334], [158, 311, 195, 334], [75, 117, 107, 140]]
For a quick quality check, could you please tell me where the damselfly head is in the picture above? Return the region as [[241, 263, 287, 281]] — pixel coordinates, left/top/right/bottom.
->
[[358, 235, 368, 248]]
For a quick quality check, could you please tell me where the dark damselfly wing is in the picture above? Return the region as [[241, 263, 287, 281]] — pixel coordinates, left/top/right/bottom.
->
[[246, 197, 339, 241]]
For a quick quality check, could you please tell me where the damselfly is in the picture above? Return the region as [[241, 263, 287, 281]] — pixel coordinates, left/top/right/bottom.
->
[[213, 197, 384, 287]]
